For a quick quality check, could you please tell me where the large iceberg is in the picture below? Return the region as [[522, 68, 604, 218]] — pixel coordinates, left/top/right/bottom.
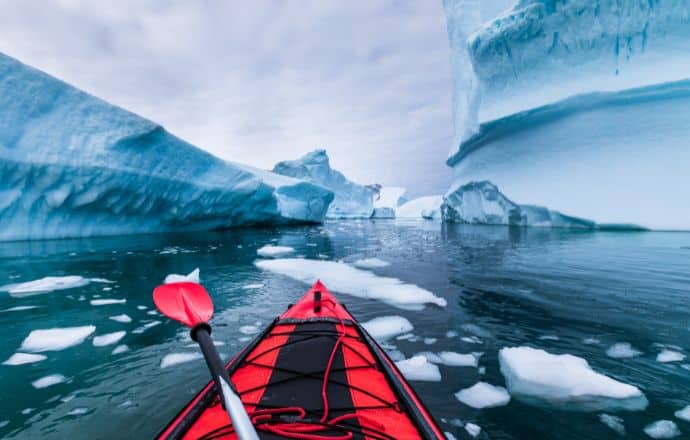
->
[[0, 52, 333, 241], [273, 150, 374, 219], [443, 0, 690, 230]]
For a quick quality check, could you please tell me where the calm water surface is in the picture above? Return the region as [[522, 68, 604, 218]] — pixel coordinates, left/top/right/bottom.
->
[[1, 221, 689, 439]]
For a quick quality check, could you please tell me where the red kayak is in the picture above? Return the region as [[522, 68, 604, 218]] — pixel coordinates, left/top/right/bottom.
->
[[154, 280, 444, 440]]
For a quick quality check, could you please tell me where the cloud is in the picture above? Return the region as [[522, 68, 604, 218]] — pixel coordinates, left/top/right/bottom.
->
[[0, 0, 452, 195]]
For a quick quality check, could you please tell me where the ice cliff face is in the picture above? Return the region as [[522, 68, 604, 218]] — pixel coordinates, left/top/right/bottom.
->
[[273, 150, 374, 219], [444, 0, 690, 230], [0, 53, 333, 241]]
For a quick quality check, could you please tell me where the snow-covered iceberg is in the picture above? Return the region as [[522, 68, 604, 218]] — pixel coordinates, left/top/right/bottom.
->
[[443, 1, 690, 230], [0, 52, 333, 241], [371, 187, 407, 218], [273, 150, 374, 219], [396, 196, 443, 221]]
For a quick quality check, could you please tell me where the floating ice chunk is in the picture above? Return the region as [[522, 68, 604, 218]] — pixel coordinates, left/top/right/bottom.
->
[[396, 333, 415, 341], [362, 316, 414, 341], [3, 352, 47, 365], [395, 356, 442, 382], [243, 283, 264, 289], [657, 349, 685, 363], [0, 276, 111, 297], [438, 351, 479, 368], [21, 408, 34, 415], [444, 432, 457, 440], [415, 351, 444, 364], [92, 331, 126, 347], [446, 330, 458, 338], [132, 321, 161, 334], [424, 338, 437, 345], [674, 405, 690, 422], [147, 310, 159, 316], [238, 336, 251, 342], [109, 314, 132, 324], [583, 338, 601, 345], [644, 420, 681, 439], [21, 326, 96, 352], [112, 344, 129, 355], [499, 347, 647, 411], [455, 382, 510, 409], [352, 258, 391, 270], [66, 407, 89, 416], [385, 348, 406, 362], [462, 336, 482, 344], [137, 305, 147, 310], [164, 268, 200, 284], [0, 305, 39, 312], [606, 343, 642, 359], [465, 423, 481, 438], [538, 335, 559, 341], [32, 374, 67, 389], [0, 420, 8, 428], [255, 259, 446, 310], [599, 413, 626, 435], [90, 299, 126, 306], [239, 325, 259, 335], [161, 352, 203, 369], [257, 246, 295, 258]]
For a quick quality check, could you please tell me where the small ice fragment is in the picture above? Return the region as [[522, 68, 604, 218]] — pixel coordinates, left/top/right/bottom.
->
[[465, 423, 481, 438], [3, 352, 47, 365], [239, 325, 259, 335], [0, 305, 39, 312], [674, 405, 690, 422], [21, 326, 96, 352], [461, 336, 482, 344], [438, 351, 479, 367], [66, 408, 89, 416], [538, 335, 559, 341], [478, 366, 486, 375], [657, 349, 685, 363], [395, 355, 442, 382], [444, 432, 457, 440], [461, 324, 490, 338], [32, 374, 68, 389], [599, 413, 626, 435], [112, 344, 129, 355], [362, 316, 414, 341], [644, 420, 681, 439], [446, 330, 458, 338], [257, 245, 294, 258], [0, 276, 89, 295], [109, 314, 132, 324], [385, 348, 406, 362], [164, 268, 200, 284], [21, 408, 34, 415], [424, 338, 437, 345], [102, 287, 112, 292], [583, 337, 601, 345], [455, 382, 510, 409], [137, 306, 147, 310], [396, 333, 415, 341], [0, 420, 8, 428], [161, 352, 203, 368], [61, 394, 76, 402], [606, 342, 642, 359], [243, 283, 264, 289], [132, 321, 161, 334], [352, 258, 390, 269], [238, 336, 251, 342], [90, 299, 126, 306], [147, 310, 159, 315], [92, 331, 126, 347]]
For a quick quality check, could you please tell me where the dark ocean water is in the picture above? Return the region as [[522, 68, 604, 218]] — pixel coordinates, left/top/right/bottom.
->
[[0, 220, 689, 439]]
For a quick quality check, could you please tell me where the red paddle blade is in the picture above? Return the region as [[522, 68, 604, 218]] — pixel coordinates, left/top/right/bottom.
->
[[153, 282, 213, 328]]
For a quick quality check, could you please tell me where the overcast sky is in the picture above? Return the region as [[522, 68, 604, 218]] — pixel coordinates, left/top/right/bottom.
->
[[0, 1, 455, 195]]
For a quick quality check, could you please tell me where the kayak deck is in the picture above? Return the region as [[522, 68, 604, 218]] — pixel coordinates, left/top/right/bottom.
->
[[158, 281, 443, 440]]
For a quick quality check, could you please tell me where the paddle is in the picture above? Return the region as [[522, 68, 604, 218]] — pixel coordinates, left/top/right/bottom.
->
[[153, 282, 260, 440]]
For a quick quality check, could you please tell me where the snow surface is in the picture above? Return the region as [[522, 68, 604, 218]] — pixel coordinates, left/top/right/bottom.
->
[[255, 258, 446, 310], [164, 268, 200, 284], [3, 352, 47, 366], [455, 382, 510, 409], [0, 276, 111, 297], [109, 314, 132, 324], [657, 349, 685, 363], [352, 258, 390, 270], [273, 150, 373, 219], [499, 347, 648, 411], [21, 326, 96, 352], [362, 316, 413, 341], [675, 405, 690, 422], [257, 245, 295, 258], [394, 355, 442, 382], [396, 196, 443, 221], [599, 414, 626, 436], [606, 343, 642, 359], [644, 420, 681, 439], [0, 52, 333, 241], [90, 299, 126, 306], [92, 331, 126, 347], [160, 352, 203, 369], [32, 374, 67, 389]]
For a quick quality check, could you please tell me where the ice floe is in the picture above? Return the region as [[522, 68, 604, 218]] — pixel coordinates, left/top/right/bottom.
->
[[352, 258, 391, 269], [657, 349, 685, 363], [257, 245, 295, 258], [161, 352, 203, 369], [92, 331, 126, 347], [90, 299, 126, 306], [164, 268, 200, 284], [111, 344, 129, 355], [599, 413, 626, 435], [437, 351, 479, 368], [395, 355, 442, 382], [455, 382, 510, 409], [499, 347, 648, 411], [464, 423, 481, 438], [674, 405, 690, 422], [362, 316, 413, 341], [3, 352, 47, 366], [255, 259, 446, 310], [239, 325, 259, 335], [644, 420, 681, 439], [32, 374, 67, 389], [109, 314, 132, 324], [606, 342, 642, 359], [21, 326, 96, 352], [0, 305, 39, 312], [0, 276, 112, 297]]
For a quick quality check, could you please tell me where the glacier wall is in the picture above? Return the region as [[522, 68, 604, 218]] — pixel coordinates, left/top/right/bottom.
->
[[0, 53, 333, 241], [444, 0, 690, 230]]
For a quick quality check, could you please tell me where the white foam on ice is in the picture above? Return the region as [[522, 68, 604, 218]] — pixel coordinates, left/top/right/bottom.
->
[[455, 382, 510, 409], [499, 347, 647, 411], [257, 246, 295, 258], [362, 316, 413, 341], [111, 344, 129, 355], [0, 305, 39, 312], [599, 413, 626, 435], [32, 374, 67, 389], [395, 355, 442, 382], [255, 259, 446, 310], [657, 349, 685, 363], [21, 326, 96, 352], [160, 352, 203, 369], [606, 343, 642, 359], [352, 258, 391, 270], [3, 352, 47, 365], [239, 325, 259, 335], [0, 276, 112, 297], [644, 420, 681, 439], [109, 314, 132, 324], [675, 405, 690, 422], [465, 423, 481, 438], [90, 299, 126, 306], [164, 268, 200, 284], [92, 331, 126, 347]]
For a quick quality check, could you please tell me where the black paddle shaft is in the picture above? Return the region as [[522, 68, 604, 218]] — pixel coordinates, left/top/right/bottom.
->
[[191, 324, 237, 402]]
